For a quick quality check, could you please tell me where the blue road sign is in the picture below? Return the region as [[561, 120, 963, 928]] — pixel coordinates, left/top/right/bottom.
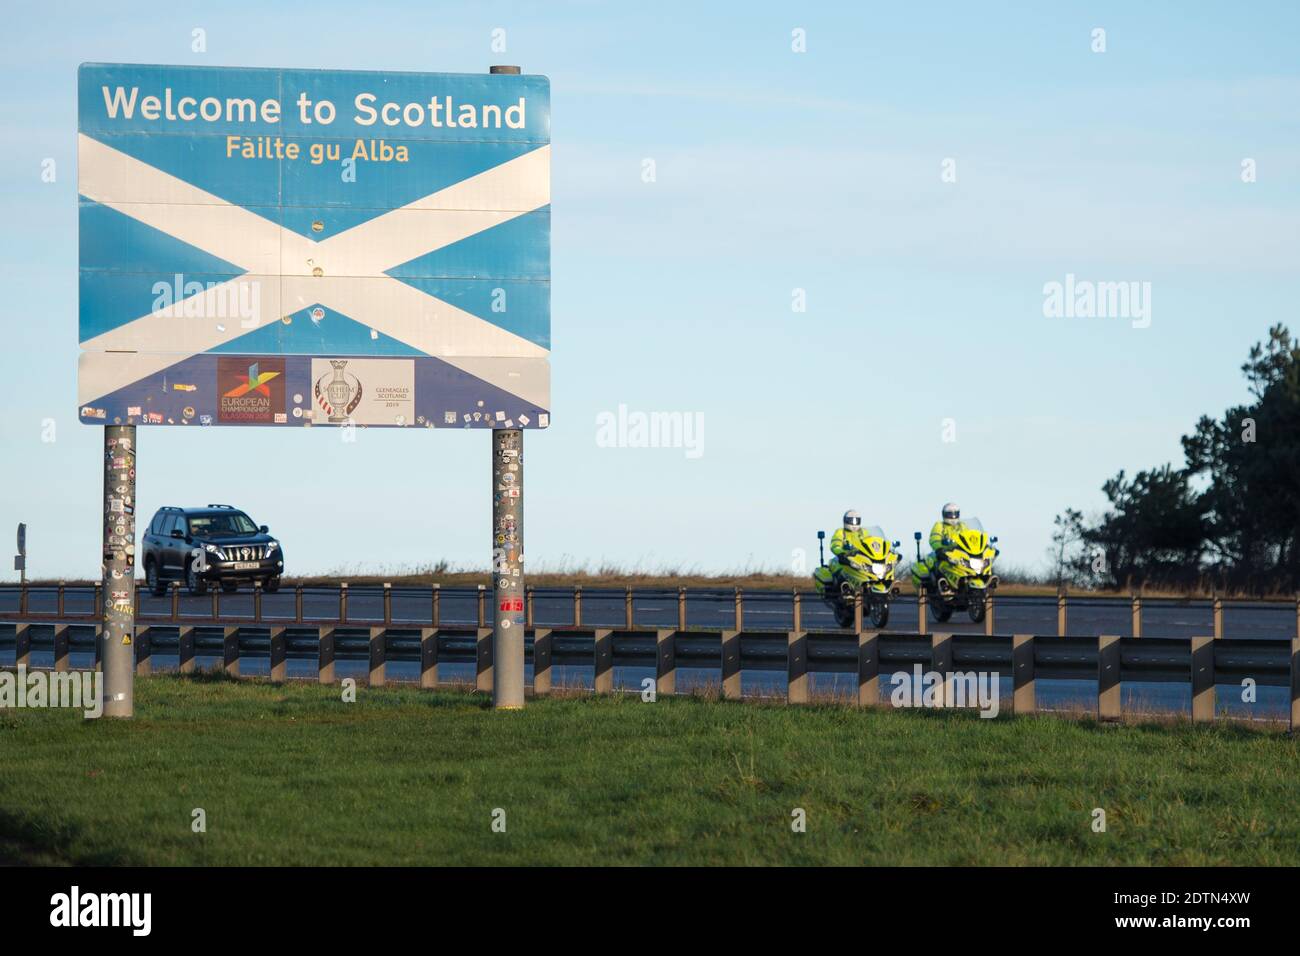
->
[[77, 63, 551, 429]]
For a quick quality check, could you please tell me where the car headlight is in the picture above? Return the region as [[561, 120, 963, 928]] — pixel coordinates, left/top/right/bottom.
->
[[205, 544, 227, 560], [266, 541, 279, 554]]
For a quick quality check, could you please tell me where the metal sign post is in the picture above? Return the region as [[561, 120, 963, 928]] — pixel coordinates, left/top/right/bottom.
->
[[492, 427, 525, 709], [101, 424, 136, 717], [488, 64, 526, 711], [14, 522, 26, 584]]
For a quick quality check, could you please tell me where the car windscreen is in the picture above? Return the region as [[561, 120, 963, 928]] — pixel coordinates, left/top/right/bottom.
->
[[188, 512, 258, 536]]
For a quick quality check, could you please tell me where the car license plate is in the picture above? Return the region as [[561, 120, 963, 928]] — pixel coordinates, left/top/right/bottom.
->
[[232, 561, 258, 570]]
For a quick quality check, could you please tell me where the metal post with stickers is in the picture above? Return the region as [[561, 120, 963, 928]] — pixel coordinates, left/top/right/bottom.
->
[[493, 426, 525, 709], [77, 61, 552, 715], [101, 425, 136, 717], [488, 63, 527, 712]]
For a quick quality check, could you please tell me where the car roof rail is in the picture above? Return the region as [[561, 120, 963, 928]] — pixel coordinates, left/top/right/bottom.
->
[[205, 504, 234, 509]]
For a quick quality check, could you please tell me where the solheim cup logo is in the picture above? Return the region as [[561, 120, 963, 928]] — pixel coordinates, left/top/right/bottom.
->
[[315, 360, 363, 423]]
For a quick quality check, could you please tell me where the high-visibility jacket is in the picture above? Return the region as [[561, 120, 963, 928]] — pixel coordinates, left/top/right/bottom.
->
[[831, 527, 872, 557], [929, 520, 966, 554]]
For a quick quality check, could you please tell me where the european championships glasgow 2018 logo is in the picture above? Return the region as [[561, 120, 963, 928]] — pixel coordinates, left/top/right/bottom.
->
[[217, 357, 286, 423]]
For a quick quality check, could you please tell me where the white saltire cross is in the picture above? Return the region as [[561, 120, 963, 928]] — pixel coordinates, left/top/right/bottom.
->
[[77, 134, 550, 406]]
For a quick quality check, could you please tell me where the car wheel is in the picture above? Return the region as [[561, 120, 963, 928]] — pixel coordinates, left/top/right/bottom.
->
[[186, 559, 208, 596], [146, 559, 165, 597], [263, 575, 281, 594]]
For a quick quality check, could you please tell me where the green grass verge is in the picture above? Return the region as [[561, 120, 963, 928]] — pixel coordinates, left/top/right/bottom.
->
[[1, 674, 1296, 865]]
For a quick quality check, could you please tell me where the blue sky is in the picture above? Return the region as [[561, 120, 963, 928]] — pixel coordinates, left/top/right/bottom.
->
[[2, 1, 1297, 579]]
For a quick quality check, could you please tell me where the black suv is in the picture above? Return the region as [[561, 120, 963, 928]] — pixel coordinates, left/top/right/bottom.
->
[[142, 505, 284, 596]]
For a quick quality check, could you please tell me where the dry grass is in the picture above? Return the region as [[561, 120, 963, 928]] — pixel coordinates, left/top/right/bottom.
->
[[20, 558, 1295, 600]]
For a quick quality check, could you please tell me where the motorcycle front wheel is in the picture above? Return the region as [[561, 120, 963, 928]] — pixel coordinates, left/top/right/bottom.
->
[[967, 596, 987, 624], [833, 603, 855, 629], [869, 599, 890, 629], [929, 592, 953, 623]]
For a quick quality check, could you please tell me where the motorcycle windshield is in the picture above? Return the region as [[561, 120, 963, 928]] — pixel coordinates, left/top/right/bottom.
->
[[946, 517, 988, 555], [847, 527, 889, 561], [862, 527, 890, 557]]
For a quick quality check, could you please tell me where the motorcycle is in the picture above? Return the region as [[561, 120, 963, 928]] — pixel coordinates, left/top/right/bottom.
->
[[812, 525, 902, 628], [910, 517, 1000, 623]]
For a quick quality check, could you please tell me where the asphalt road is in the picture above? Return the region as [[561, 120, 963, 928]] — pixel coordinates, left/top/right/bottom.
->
[[1, 584, 1296, 640]]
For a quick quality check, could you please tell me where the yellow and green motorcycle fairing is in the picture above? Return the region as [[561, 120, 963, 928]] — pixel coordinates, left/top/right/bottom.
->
[[813, 526, 901, 628], [911, 517, 1000, 624]]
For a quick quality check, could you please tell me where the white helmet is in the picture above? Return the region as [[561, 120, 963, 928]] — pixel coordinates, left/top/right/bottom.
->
[[843, 509, 861, 531], [942, 502, 961, 526]]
